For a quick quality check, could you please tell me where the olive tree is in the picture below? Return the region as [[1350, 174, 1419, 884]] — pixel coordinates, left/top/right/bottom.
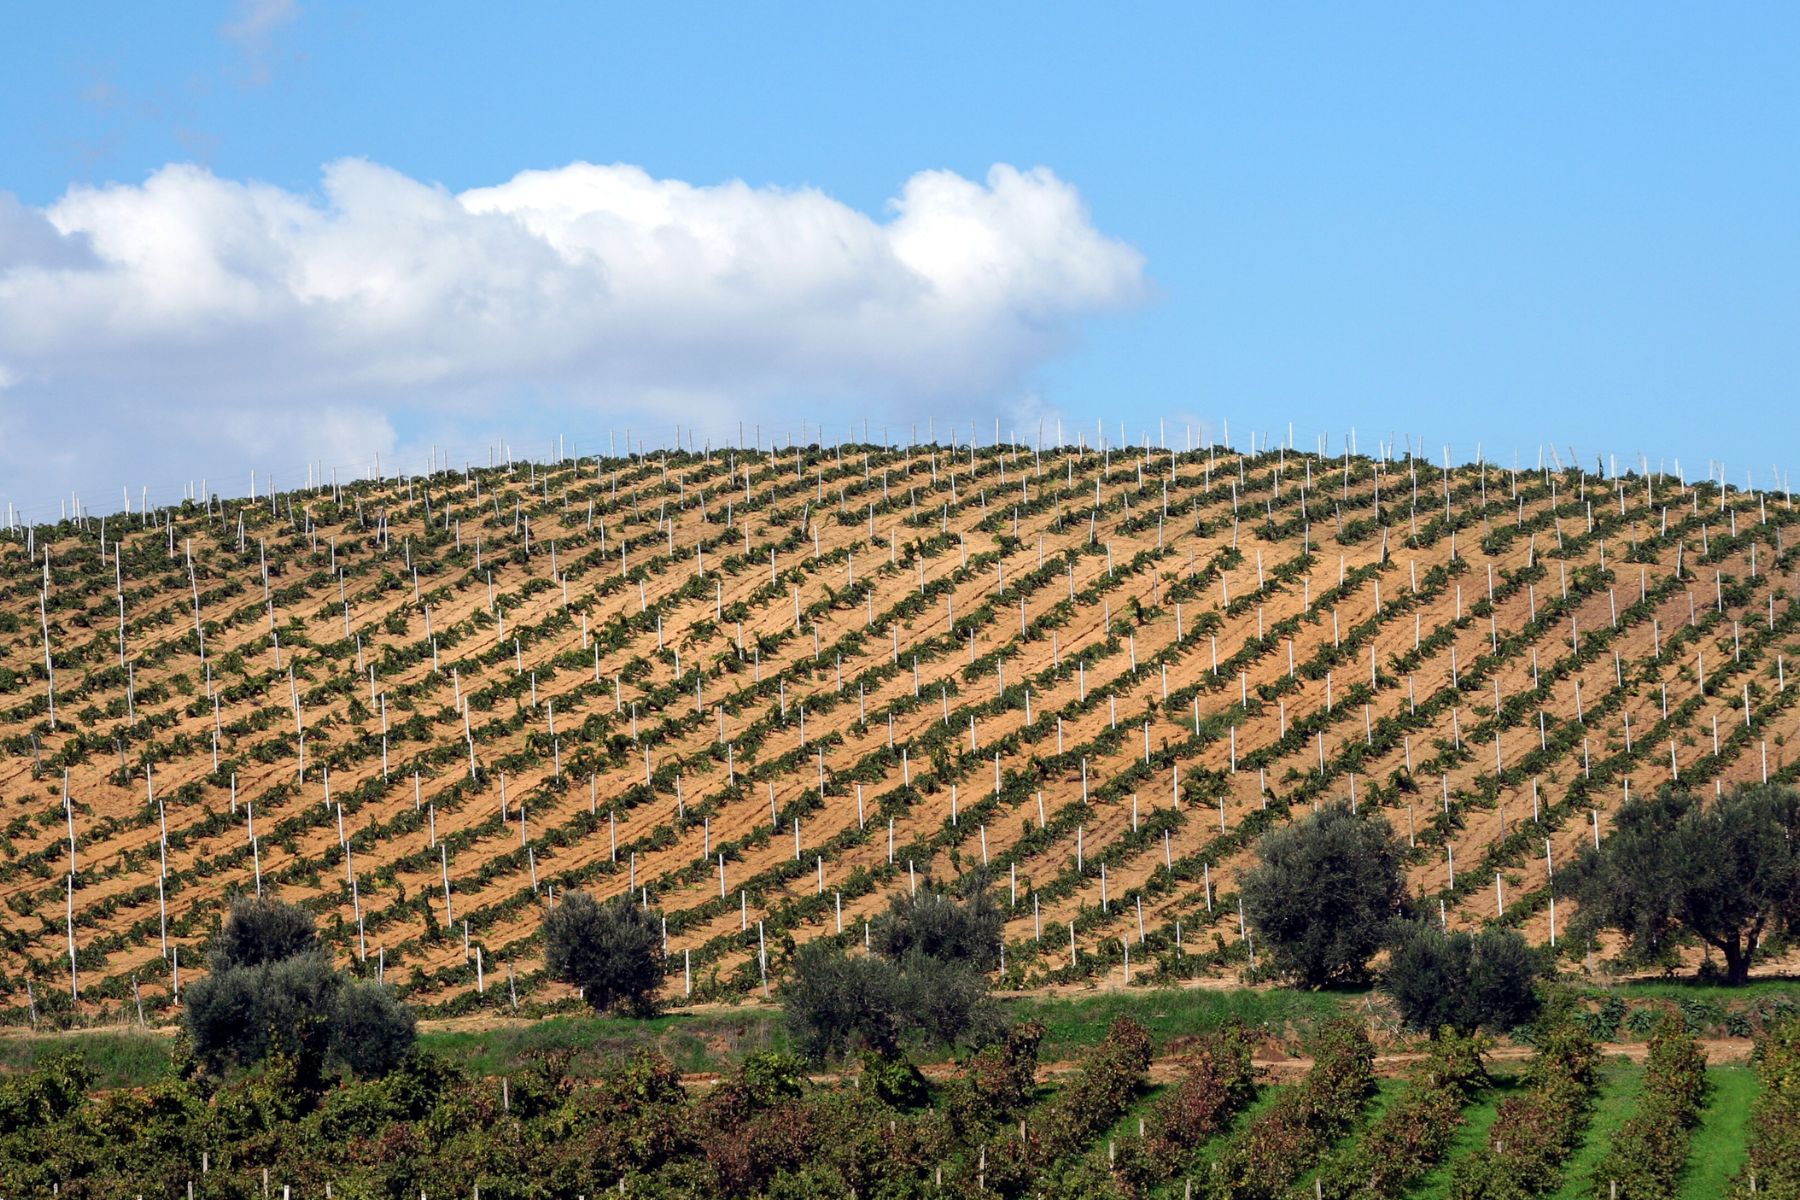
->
[[784, 877, 1004, 1063], [543, 891, 666, 1015], [1240, 803, 1409, 987], [870, 873, 1003, 970], [782, 941, 906, 1061], [330, 981, 418, 1078], [1382, 922, 1543, 1035], [1559, 783, 1800, 984], [183, 896, 416, 1082]]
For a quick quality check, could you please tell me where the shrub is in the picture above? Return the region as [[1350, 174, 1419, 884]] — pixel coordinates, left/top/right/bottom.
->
[[1732, 1013, 1800, 1198], [1035, 1016, 1155, 1162], [1203, 1019, 1376, 1199], [872, 875, 1003, 970], [0, 1051, 92, 1134], [1383, 922, 1544, 1035], [1593, 1012, 1706, 1200], [1313, 1029, 1487, 1198], [857, 1051, 931, 1110], [182, 898, 415, 1082], [959, 1019, 1045, 1119], [542, 891, 665, 1016], [1448, 1010, 1599, 1199], [782, 941, 905, 1060], [209, 896, 320, 969], [1122, 1018, 1259, 1186], [330, 981, 417, 1079], [1241, 803, 1409, 986], [184, 950, 338, 1081], [894, 951, 1004, 1050], [781, 941, 1001, 1063]]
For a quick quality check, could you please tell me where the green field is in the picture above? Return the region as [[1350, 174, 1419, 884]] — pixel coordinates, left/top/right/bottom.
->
[[0, 1028, 174, 1089], [0, 984, 1346, 1086]]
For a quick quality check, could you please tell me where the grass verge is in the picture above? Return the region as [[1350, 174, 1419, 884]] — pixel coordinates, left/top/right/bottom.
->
[[0, 1029, 174, 1089]]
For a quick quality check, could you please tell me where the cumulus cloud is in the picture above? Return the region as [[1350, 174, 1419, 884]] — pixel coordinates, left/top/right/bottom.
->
[[0, 159, 1144, 513]]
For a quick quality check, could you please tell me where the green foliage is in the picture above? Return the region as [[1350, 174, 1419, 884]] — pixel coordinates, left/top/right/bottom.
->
[[329, 980, 417, 1079], [1117, 1018, 1259, 1188], [1313, 1028, 1488, 1198], [1203, 1018, 1377, 1199], [857, 1051, 930, 1110], [1034, 1016, 1155, 1167], [542, 890, 666, 1016], [782, 940, 905, 1060], [0, 1050, 91, 1134], [209, 894, 320, 969], [1383, 921, 1544, 1035], [781, 940, 1001, 1063], [870, 873, 1003, 970], [957, 1017, 1044, 1119], [1448, 1006, 1599, 1199], [184, 949, 338, 1082], [1241, 802, 1409, 987], [1561, 783, 1800, 984], [181, 898, 415, 1083], [1733, 1014, 1800, 1198], [1594, 1012, 1708, 1200], [784, 880, 1006, 1064], [896, 950, 1005, 1050]]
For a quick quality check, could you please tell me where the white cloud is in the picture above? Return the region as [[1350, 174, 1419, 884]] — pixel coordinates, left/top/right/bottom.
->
[[0, 159, 1144, 513], [223, 0, 300, 48], [221, 0, 301, 87]]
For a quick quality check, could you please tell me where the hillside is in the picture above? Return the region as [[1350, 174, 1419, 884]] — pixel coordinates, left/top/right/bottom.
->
[[2, 437, 1794, 1023]]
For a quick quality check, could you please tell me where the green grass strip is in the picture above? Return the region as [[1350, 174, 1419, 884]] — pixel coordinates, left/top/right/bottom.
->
[[1548, 1057, 1645, 1200], [1678, 1065, 1758, 1199]]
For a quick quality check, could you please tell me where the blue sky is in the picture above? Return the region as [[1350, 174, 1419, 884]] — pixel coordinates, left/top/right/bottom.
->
[[2, 3, 1797, 512]]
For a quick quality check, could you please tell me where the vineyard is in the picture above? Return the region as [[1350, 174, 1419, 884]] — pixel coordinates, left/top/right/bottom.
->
[[3, 435, 1798, 1023], [6, 994, 1796, 1197]]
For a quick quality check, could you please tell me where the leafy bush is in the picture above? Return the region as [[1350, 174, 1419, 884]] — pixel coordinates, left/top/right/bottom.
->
[[1448, 1009, 1599, 1199], [781, 941, 1001, 1062], [857, 1051, 931, 1110], [181, 897, 415, 1082], [1035, 1016, 1155, 1164], [209, 896, 319, 969], [1593, 1012, 1706, 1200], [1119, 1018, 1259, 1187], [1241, 803, 1409, 986], [957, 1018, 1045, 1119], [0, 1051, 91, 1134], [782, 940, 906, 1060], [1383, 922, 1543, 1035], [871, 874, 1003, 970], [1732, 1013, 1800, 1198], [542, 890, 666, 1016], [1204, 1019, 1376, 1199], [329, 980, 417, 1079], [185, 949, 338, 1082], [895, 951, 1005, 1050], [1314, 1029, 1488, 1198]]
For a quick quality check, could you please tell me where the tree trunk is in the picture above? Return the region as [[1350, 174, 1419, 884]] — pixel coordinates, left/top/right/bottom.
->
[[1722, 937, 1752, 986]]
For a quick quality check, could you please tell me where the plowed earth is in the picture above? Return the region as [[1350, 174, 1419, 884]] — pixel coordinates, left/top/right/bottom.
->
[[3, 441, 1796, 1021]]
